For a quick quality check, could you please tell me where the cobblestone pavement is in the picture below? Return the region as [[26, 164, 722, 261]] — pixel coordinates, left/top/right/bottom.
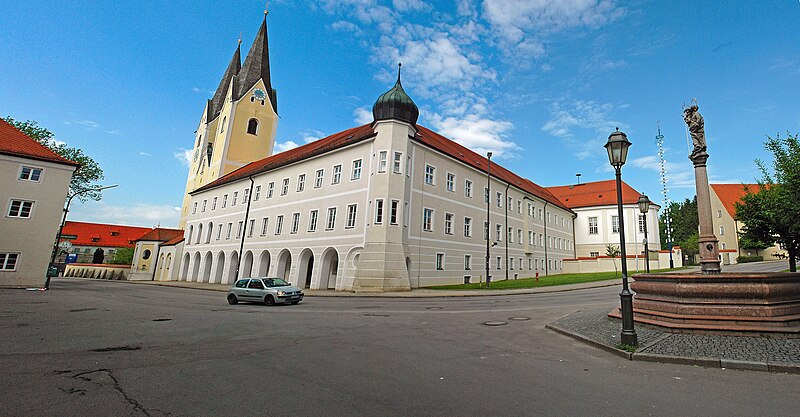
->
[[548, 308, 800, 372]]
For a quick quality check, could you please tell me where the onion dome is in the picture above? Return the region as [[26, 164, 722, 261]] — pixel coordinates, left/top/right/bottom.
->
[[372, 63, 419, 126]]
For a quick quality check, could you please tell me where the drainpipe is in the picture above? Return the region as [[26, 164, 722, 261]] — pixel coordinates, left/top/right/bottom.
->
[[234, 176, 255, 280], [543, 200, 549, 276], [571, 212, 577, 259], [505, 183, 510, 281]]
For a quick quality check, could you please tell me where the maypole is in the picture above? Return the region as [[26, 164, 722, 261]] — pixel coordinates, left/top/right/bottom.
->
[[656, 123, 675, 268]]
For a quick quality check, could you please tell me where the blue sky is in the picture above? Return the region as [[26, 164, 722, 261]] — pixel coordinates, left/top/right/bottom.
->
[[1, 1, 798, 227]]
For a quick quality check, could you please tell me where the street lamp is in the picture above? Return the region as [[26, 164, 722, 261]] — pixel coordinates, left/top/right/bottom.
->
[[604, 128, 637, 346], [45, 184, 118, 289], [638, 194, 651, 273], [485, 151, 492, 289]]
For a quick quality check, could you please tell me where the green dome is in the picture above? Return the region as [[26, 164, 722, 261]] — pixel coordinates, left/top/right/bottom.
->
[[372, 65, 419, 126]]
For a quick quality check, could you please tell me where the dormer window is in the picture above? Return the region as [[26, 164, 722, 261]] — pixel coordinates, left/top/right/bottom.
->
[[247, 118, 259, 135], [91, 237, 100, 242], [110, 231, 119, 236]]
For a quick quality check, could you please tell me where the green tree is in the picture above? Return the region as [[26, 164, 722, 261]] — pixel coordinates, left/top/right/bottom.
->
[[3, 116, 104, 202], [735, 132, 800, 271], [605, 244, 621, 277], [109, 247, 134, 265], [659, 196, 699, 259]]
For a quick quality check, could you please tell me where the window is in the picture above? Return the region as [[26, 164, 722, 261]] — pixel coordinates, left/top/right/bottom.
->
[[212, 197, 218, 210], [406, 155, 412, 177], [528, 203, 533, 217], [496, 256, 502, 270], [201, 200, 207, 213], [425, 165, 435, 185], [484, 221, 489, 241], [332, 165, 342, 184], [232, 191, 238, 206], [7, 200, 33, 218], [378, 151, 388, 173], [464, 254, 472, 270], [547, 211, 551, 223], [281, 178, 289, 196], [446, 173, 455, 192], [297, 174, 305, 192], [19, 166, 42, 182], [375, 199, 384, 224], [508, 196, 512, 208], [243, 188, 250, 204], [717, 209, 722, 218], [248, 219, 255, 238], [517, 201, 522, 214], [484, 187, 490, 204], [393, 152, 402, 174], [254, 185, 261, 201], [517, 229, 522, 245], [236, 221, 243, 238], [247, 118, 259, 135], [465, 180, 473, 198], [291, 213, 300, 234], [309, 210, 318, 232], [508, 227, 513, 242], [390, 200, 399, 225], [344, 204, 358, 229], [590, 251, 599, 258], [464, 217, 472, 237], [612, 215, 619, 234], [444, 213, 453, 235], [539, 234, 543, 246], [435, 253, 444, 270], [267, 182, 274, 198], [588, 217, 598, 234], [220, 116, 226, 133], [529, 231, 534, 245], [538, 208, 543, 220], [423, 208, 433, 231], [0, 253, 19, 271], [352, 159, 362, 180], [497, 192, 502, 207], [496, 224, 502, 241], [315, 169, 324, 188], [638, 214, 646, 234], [720, 226, 725, 236], [216, 224, 223, 240], [191, 202, 197, 215], [261, 217, 269, 236], [326, 207, 337, 230], [275, 215, 284, 235], [346, 204, 357, 228], [226, 223, 232, 239], [510, 257, 514, 270]]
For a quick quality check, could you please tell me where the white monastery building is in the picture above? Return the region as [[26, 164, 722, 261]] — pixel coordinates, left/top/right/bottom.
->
[[138, 16, 579, 291]]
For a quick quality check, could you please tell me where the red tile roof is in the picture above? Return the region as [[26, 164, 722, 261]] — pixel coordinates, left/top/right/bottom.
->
[[710, 183, 761, 218], [193, 123, 571, 211], [136, 228, 184, 243], [546, 180, 651, 209], [0, 118, 80, 167], [161, 236, 185, 246], [60, 221, 153, 248]]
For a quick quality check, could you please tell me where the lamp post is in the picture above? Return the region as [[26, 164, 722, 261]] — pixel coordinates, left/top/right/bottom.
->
[[604, 128, 637, 346], [638, 194, 651, 273], [485, 151, 492, 289], [46, 184, 118, 289]]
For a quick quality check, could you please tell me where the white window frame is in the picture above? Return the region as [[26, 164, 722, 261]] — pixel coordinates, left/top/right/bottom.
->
[[423, 208, 434, 232], [444, 212, 454, 235], [393, 152, 402, 174], [309, 210, 318, 232], [315, 169, 324, 188], [390, 200, 399, 225], [291, 212, 300, 234], [435, 253, 445, 271], [297, 174, 306, 192], [424, 165, 436, 185], [588, 217, 598, 235], [254, 185, 261, 201], [351, 159, 362, 180], [465, 179, 473, 198], [281, 178, 289, 196], [7, 199, 34, 219], [375, 199, 384, 224], [261, 217, 269, 236], [267, 182, 274, 198], [464, 217, 472, 237], [332, 164, 342, 184], [464, 254, 471, 271], [326, 207, 337, 230], [446, 172, 455, 192], [346, 204, 357, 228], [275, 215, 284, 235], [612, 215, 619, 234], [18, 166, 43, 182], [378, 151, 388, 173], [0, 253, 20, 271]]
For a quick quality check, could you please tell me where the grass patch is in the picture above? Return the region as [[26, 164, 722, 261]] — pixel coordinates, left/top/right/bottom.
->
[[615, 343, 638, 353], [425, 267, 686, 290]]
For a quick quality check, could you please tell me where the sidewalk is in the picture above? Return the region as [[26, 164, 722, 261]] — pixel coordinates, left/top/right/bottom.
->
[[547, 309, 800, 374], [117, 277, 625, 297]]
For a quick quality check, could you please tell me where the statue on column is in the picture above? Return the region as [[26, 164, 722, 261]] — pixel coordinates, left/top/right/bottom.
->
[[683, 100, 706, 159]]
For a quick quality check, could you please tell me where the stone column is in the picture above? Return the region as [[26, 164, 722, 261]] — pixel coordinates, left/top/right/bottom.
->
[[691, 151, 721, 274]]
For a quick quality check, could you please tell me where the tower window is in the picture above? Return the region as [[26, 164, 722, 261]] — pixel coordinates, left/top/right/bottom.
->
[[247, 118, 259, 135]]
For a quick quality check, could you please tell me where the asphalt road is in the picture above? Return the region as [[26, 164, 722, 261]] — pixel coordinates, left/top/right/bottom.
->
[[1, 277, 797, 417]]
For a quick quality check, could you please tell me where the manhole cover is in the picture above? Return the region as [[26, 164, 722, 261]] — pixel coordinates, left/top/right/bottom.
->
[[483, 321, 508, 326], [426, 307, 443, 310], [507, 316, 531, 321]]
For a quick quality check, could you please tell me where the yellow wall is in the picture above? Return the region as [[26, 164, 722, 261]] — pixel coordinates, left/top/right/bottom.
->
[[133, 242, 158, 272]]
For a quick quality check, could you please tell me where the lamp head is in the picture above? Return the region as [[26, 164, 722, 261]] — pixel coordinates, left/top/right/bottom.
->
[[605, 127, 631, 168], [638, 194, 651, 214]]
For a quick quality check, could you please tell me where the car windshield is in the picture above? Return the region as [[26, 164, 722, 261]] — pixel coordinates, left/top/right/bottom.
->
[[263, 278, 289, 287]]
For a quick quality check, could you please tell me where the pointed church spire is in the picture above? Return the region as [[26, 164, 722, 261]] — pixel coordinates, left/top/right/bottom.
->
[[209, 43, 242, 119], [235, 15, 275, 112]]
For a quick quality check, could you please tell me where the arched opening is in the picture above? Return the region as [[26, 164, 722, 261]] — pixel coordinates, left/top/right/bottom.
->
[[297, 249, 315, 289], [196, 223, 203, 244], [247, 118, 259, 135], [213, 252, 225, 284], [187, 225, 193, 246], [158, 253, 165, 278], [201, 252, 213, 283], [163, 253, 172, 280], [242, 251, 254, 278], [190, 252, 201, 282], [319, 248, 340, 290], [276, 249, 292, 282], [226, 251, 239, 284], [257, 250, 271, 276], [181, 253, 191, 281], [206, 222, 213, 243]]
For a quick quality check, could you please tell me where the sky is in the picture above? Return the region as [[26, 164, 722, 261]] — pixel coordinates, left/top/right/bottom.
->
[[1, 0, 798, 228]]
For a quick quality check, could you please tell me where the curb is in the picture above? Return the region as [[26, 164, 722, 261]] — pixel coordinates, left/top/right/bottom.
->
[[545, 323, 631, 360]]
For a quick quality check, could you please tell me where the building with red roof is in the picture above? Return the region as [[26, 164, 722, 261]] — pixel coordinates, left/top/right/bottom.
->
[[547, 179, 662, 262], [710, 183, 783, 262], [129, 228, 184, 281], [56, 221, 153, 264], [0, 118, 78, 287]]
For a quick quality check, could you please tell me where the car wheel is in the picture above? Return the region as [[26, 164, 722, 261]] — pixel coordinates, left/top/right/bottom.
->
[[264, 295, 275, 306], [227, 294, 238, 305], [291, 301, 300, 305]]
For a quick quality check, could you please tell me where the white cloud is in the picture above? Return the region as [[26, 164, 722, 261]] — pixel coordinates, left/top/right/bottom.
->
[[429, 113, 518, 158], [75, 120, 99, 129], [192, 87, 203, 93], [106, 130, 121, 136], [331, 20, 361, 33], [542, 99, 626, 159], [174, 148, 193, 167], [630, 154, 695, 189], [353, 107, 373, 124], [392, 0, 431, 12], [274, 141, 300, 153], [69, 202, 182, 228], [139, 151, 152, 156], [300, 129, 326, 143]]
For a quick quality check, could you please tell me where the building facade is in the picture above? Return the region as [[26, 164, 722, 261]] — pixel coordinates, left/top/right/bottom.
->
[[57, 221, 152, 264], [0, 119, 78, 287], [129, 228, 184, 280], [710, 183, 783, 262]]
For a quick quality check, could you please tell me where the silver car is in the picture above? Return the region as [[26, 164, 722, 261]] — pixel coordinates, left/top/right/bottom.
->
[[227, 277, 304, 305]]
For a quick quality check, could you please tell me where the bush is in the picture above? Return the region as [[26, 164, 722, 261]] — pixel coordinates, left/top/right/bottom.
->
[[736, 255, 763, 264]]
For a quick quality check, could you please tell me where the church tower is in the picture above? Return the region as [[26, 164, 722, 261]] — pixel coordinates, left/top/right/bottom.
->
[[179, 15, 279, 228]]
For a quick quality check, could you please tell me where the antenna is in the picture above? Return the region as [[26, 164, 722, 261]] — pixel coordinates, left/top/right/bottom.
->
[[576, 173, 581, 185]]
